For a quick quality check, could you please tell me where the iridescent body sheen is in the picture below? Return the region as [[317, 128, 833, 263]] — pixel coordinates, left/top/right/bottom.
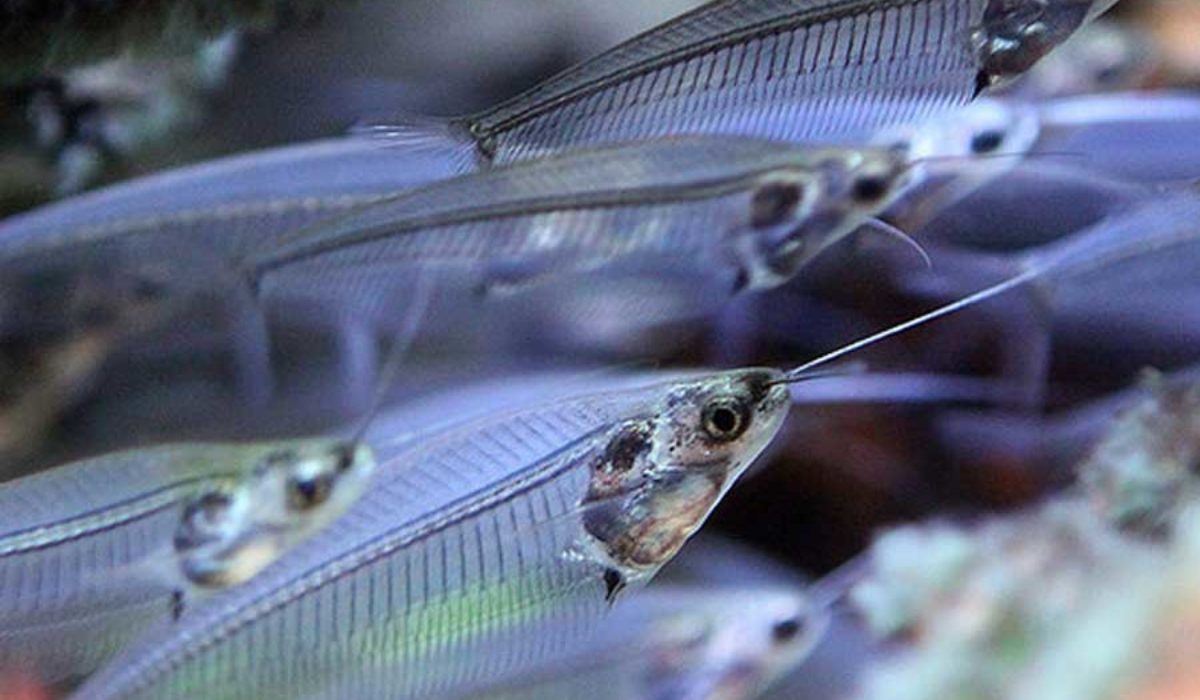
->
[[74, 369, 791, 700], [0, 440, 374, 685]]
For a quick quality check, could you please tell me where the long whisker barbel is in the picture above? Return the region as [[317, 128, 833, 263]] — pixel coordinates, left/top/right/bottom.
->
[[765, 362, 867, 388], [862, 217, 933, 269], [775, 267, 1044, 384]]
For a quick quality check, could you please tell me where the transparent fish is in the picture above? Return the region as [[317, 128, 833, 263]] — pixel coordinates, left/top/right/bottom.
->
[[0, 137, 460, 260], [883, 189, 1200, 389], [874, 97, 1044, 233], [934, 364, 1200, 495], [1032, 90, 1200, 182], [250, 136, 914, 326], [889, 90, 1200, 208], [899, 160, 1151, 254], [0, 245, 272, 465], [0, 439, 374, 686], [66, 225, 1125, 699], [72, 182, 1185, 698], [431, 587, 824, 700], [0, 136, 465, 460], [369, 0, 1119, 167], [73, 368, 792, 700], [1009, 19, 1161, 98]]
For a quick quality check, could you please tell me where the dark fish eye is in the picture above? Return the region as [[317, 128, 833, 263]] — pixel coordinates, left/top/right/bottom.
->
[[851, 174, 889, 203], [971, 129, 1005, 154], [701, 397, 749, 442], [751, 181, 804, 229], [288, 474, 332, 510], [771, 616, 804, 643], [334, 446, 356, 473]]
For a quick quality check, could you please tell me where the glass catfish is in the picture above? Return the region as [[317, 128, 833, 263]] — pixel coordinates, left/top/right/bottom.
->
[[371, 0, 1121, 168], [0, 137, 460, 261], [0, 136, 462, 462], [0, 439, 375, 686], [74, 368, 792, 700], [72, 177, 1179, 698], [433, 587, 825, 700], [250, 135, 914, 324]]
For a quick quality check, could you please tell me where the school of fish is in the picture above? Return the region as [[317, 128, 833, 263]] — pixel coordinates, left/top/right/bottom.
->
[[5, 0, 1199, 698]]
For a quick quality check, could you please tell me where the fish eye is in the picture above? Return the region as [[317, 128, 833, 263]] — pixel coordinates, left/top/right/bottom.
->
[[770, 615, 804, 644], [971, 129, 1005, 154], [701, 397, 750, 442], [851, 173, 890, 204], [334, 446, 356, 473], [287, 474, 333, 510], [751, 181, 804, 229]]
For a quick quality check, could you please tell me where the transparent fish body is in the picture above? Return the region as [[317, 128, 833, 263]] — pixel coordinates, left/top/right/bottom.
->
[[443, 0, 1113, 165], [251, 136, 912, 327], [875, 97, 1043, 233], [425, 587, 823, 700], [1032, 91, 1200, 182], [1009, 18, 1160, 99], [902, 161, 1151, 255], [74, 368, 791, 700], [0, 137, 458, 260], [892, 191, 1200, 394], [0, 136, 459, 342], [0, 440, 373, 685], [0, 137, 461, 458]]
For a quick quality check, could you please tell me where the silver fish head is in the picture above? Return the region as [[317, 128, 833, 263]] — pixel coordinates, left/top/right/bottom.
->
[[738, 149, 912, 289], [974, 0, 1121, 86], [581, 368, 789, 575], [271, 441, 377, 517], [898, 99, 1040, 163], [700, 589, 826, 700], [875, 99, 1042, 231], [175, 441, 376, 588]]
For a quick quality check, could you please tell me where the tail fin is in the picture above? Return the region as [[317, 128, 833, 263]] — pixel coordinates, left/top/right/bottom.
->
[[351, 112, 482, 175]]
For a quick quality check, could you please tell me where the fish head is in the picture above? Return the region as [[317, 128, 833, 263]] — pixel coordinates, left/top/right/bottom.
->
[[896, 98, 1040, 163], [873, 99, 1041, 231], [175, 441, 376, 588], [581, 368, 789, 576], [173, 487, 253, 587], [974, 0, 1121, 86], [699, 589, 827, 700], [737, 149, 912, 289], [638, 589, 825, 699], [271, 441, 377, 520]]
